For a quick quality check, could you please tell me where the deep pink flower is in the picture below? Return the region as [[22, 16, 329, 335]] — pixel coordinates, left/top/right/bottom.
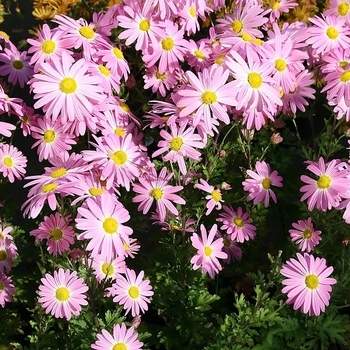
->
[[0, 273, 16, 307], [0, 143, 27, 183], [289, 218, 322, 252]]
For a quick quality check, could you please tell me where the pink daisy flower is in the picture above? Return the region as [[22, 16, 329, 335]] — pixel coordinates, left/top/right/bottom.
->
[[195, 179, 224, 215], [0, 143, 27, 183], [132, 167, 185, 222], [91, 323, 143, 350], [216, 205, 256, 243], [0, 223, 13, 242], [242, 161, 283, 207], [190, 224, 227, 278], [92, 254, 126, 283], [300, 157, 350, 211], [266, 0, 298, 22], [0, 237, 17, 273], [143, 65, 178, 97], [0, 272, 16, 307], [324, 0, 350, 22], [289, 218, 322, 252], [38, 268, 88, 321], [108, 268, 154, 317], [281, 253, 337, 316], [30, 212, 75, 256], [221, 235, 243, 264]]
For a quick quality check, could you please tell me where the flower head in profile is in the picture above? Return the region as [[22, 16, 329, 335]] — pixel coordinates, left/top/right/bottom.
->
[[281, 253, 336, 316], [195, 179, 224, 215], [289, 218, 322, 252], [38, 268, 88, 320], [0, 272, 16, 307]]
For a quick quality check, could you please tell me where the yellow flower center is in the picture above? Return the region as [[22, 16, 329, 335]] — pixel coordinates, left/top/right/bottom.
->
[[12, 60, 23, 70], [340, 70, 350, 82], [252, 38, 263, 45], [275, 58, 287, 72], [0, 282, 4, 290], [103, 217, 118, 234], [60, 77, 77, 94], [161, 37, 174, 51], [317, 175, 331, 189], [204, 246, 212, 256], [50, 228, 63, 241], [112, 150, 127, 165], [128, 286, 140, 299], [44, 129, 55, 143], [113, 48, 124, 59], [305, 274, 319, 289], [303, 229, 312, 239], [262, 178, 272, 189], [156, 71, 166, 80], [88, 187, 104, 197], [50, 168, 67, 178], [139, 19, 150, 31], [42, 183, 58, 193], [231, 20, 243, 33], [201, 91, 217, 104], [3, 157, 13, 167], [0, 31, 9, 39], [79, 26, 95, 39], [98, 65, 110, 77], [114, 127, 125, 137], [41, 39, 56, 54], [102, 262, 114, 276], [326, 27, 339, 40], [340, 60, 348, 69], [211, 190, 222, 202], [0, 250, 7, 261], [194, 50, 205, 60], [248, 72, 262, 88], [272, 2, 280, 10], [113, 344, 127, 350], [120, 102, 130, 113], [338, 2, 350, 16], [215, 54, 225, 65], [223, 238, 231, 247], [241, 33, 252, 42], [189, 6, 196, 17], [56, 287, 70, 301], [233, 217, 244, 227], [150, 188, 163, 200], [170, 137, 183, 151]]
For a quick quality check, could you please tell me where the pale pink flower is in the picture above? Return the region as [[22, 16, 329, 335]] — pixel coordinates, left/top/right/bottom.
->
[[289, 218, 322, 252], [92, 254, 126, 283], [324, 0, 350, 23], [143, 0, 178, 20], [0, 273, 16, 307], [266, 0, 298, 22], [195, 179, 223, 215], [0, 143, 27, 182], [143, 65, 178, 97], [0, 237, 17, 273]]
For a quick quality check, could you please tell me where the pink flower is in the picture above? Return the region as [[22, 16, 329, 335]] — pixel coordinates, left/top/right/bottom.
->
[[0, 143, 27, 183], [0, 237, 17, 273], [221, 235, 243, 264], [108, 268, 154, 317], [242, 161, 283, 207], [92, 254, 126, 283], [38, 268, 88, 320], [132, 167, 185, 222], [0, 273, 16, 307], [289, 218, 322, 252], [91, 323, 143, 350], [190, 224, 227, 278], [281, 253, 336, 316], [195, 179, 224, 215], [266, 0, 298, 22]]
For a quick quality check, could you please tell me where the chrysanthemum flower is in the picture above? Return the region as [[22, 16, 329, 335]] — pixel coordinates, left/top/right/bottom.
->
[[0, 237, 17, 273], [92, 254, 126, 283], [91, 323, 143, 350], [0, 272, 16, 307], [300, 157, 350, 211], [190, 224, 227, 278], [143, 65, 178, 97], [38, 268, 88, 321], [281, 253, 336, 316], [242, 161, 283, 207], [0, 223, 13, 242], [289, 218, 322, 252], [324, 0, 350, 22], [0, 143, 27, 183], [266, 0, 298, 22], [220, 234, 243, 264], [195, 179, 224, 215], [108, 268, 154, 317]]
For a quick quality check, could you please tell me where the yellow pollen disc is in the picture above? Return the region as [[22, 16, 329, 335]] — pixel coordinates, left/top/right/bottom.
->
[[262, 178, 272, 189], [3, 157, 13, 167], [278, 87, 284, 98], [223, 238, 231, 247], [189, 6, 196, 17], [102, 262, 114, 276], [194, 50, 205, 60], [272, 2, 280, 10], [231, 20, 243, 33], [12, 60, 24, 70], [161, 37, 174, 51], [114, 127, 125, 137], [303, 229, 312, 239], [128, 286, 140, 299], [44, 129, 55, 143], [112, 150, 127, 166], [79, 26, 95, 39], [305, 274, 319, 289], [55, 287, 70, 301], [103, 217, 118, 234], [326, 26, 339, 40], [41, 39, 56, 54], [340, 70, 350, 82], [60, 77, 77, 94], [150, 188, 163, 200], [51, 228, 63, 241], [98, 65, 110, 77], [233, 217, 244, 227], [201, 90, 217, 104], [123, 241, 130, 251], [204, 246, 212, 257], [275, 58, 287, 72], [170, 137, 183, 151], [0, 31, 9, 39], [162, 116, 169, 121], [241, 33, 252, 42], [0, 250, 7, 261], [120, 102, 130, 112], [22, 115, 29, 124], [317, 175, 331, 189], [42, 183, 58, 193], [248, 72, 263, 88], [338, 2, 350, 16], [50, 168, 67, 178], [89, 187, 104, 196], [0, 282, 4, 290], [113, 48, 124, 59], [252, 38, 262, 45], [113, 344, 127, 350], [156, 71, 166, 80], [172, 224, 180, 230], [139, 19, 150, 31], [211, 190, 222, 202], [340, 60, 348, 69], [215, 54, 225, 65]]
